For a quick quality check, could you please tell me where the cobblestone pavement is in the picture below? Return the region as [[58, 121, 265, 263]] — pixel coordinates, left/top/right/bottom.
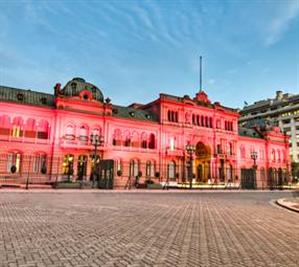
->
[[0, 191, 298, 267]]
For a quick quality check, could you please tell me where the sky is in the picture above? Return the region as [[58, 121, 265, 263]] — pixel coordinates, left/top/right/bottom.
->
[[0, 0, 298, 108]]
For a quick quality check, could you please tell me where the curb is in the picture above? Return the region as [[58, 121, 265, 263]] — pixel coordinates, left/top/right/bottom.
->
[[276, 198, 299, 213]]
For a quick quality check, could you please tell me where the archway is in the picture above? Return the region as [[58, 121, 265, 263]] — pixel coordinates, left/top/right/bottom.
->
[[195, 142, 211, 183]]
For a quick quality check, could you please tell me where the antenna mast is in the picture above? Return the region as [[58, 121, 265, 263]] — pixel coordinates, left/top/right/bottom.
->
[[199, 55, 203, 92]]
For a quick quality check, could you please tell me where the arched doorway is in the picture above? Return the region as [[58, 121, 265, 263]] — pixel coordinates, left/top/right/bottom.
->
[[195, 142, 211, 183]]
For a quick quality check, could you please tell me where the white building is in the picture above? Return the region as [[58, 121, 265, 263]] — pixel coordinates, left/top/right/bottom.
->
[[239, 91, 299, 162]]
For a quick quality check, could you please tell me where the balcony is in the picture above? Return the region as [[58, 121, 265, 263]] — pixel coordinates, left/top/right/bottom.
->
[[166, 148, 184, 157]]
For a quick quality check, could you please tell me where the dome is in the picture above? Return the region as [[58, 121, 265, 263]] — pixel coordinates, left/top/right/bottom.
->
[[61, 77, 104, 102]]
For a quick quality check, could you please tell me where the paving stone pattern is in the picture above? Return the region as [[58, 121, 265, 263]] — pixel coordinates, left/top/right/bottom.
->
[[0, 192, 298, 267]]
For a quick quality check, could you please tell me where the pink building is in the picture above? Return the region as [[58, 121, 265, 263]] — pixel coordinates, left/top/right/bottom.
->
[[0, 78, 290, 189]]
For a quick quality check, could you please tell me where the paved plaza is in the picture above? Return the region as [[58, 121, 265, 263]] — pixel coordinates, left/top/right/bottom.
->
[[0, 191, 298, 267]]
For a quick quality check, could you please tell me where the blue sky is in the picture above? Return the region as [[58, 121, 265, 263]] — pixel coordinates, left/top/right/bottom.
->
[[0, 0, 298, 108]]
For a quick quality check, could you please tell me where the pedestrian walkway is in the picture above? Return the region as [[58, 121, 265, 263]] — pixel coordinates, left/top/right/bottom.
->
[[277, 197, 299, 213]]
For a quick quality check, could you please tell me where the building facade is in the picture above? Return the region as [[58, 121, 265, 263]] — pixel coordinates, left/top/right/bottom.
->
[[0, 78, 290, 189], [239, 90, 299, 163]]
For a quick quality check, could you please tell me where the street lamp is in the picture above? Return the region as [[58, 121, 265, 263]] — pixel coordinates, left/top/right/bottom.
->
[[90, 133, 104, 188], [251, 151, 258, 168], [186, 143, 196, 189]]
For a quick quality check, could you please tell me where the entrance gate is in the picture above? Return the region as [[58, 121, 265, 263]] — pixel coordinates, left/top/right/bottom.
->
[[97, 160, 114, 189], [241, 168, 256, 189]]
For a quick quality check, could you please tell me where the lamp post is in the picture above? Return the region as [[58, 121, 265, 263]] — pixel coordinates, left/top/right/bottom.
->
[[251, 151, 258, 189], [186, 143, 196, 189], [90, 133, 104, 188], [251, 151, 258, 168]]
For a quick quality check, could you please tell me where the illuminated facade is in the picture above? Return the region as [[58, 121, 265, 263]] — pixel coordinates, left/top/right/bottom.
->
[[0, 78, 290, 188]]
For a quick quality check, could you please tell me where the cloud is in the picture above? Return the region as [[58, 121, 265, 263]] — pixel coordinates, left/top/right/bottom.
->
[[265, 1, 299, 46]]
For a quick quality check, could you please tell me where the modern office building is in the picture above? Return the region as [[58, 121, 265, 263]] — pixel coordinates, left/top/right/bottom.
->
[[239, 90, 299, 163], [0, 78, 290, 189]]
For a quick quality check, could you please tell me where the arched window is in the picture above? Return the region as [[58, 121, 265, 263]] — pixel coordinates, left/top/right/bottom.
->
[[12, 117, 23, 138], [65, 124, 75, 140], [7, 152, 22, 173], [131, 131, 139, 147], [216, 119, 221, 129], [37, 120, 49, 139], [192, 114, 195, 125], [113, 129, 121, 146], [229, 143, 233, 155], [141, 133, 147, 148], [24, 118, 36, 138], [209, 117, 213, 128], [167, 161, 176, 181], [33, 153, 47, 174], [205, 116, 209, 127], [0, 115, 11, 135], [148, 133, 155, 149], [124, 131, 131, 147], [146, 161, 155, 177], [115, 159, 123, 174], [271, 149, 276, 162], [62, 154, 74, 175], [79, 125, 88, 144], [92, 127, 101, 136], [197, 115, 200, 126], [201, 116, 204, 126], [129, 159, 139, 177], [168, 110, 173, 122]]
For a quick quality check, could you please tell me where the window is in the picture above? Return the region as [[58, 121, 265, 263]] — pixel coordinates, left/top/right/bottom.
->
[[12, 117, 23, 138], [240, 146, 246, 159], [271, 149, 276, 162], [167, 161, 176, 181], [79, 126, 88, 144], [129, 160, 139, 177], [7, 152, 22, 173], [141, 132, 147, 148], [62, 154, 74, 175], [24, 118, 36, 138], [148, 133, 155, 149], [113, 129, 121, 146], [170, 137, 175, 151], [115, 159, 123, 173], [229, 143, 233, 155], [0, 115, 11, 135], [167, 110, 178, 122], [65, 124, 75, 140], [33, 153, 47, 174], [146, 161, 155, 177], [217, 144, 222, 154], [37, 120, 49, 139], [131, 132, 139, 147], [196, 115, 200, 126], [125, 137, 131, 147]]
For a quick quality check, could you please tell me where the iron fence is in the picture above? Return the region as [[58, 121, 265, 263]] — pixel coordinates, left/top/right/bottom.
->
[[0, 153, 295, 190]]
